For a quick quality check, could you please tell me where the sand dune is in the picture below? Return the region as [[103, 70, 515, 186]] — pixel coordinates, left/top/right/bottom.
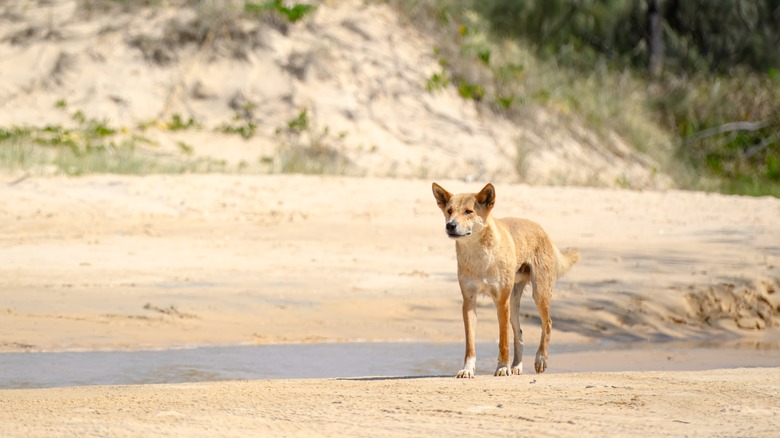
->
[[0, 0, 670, 187]]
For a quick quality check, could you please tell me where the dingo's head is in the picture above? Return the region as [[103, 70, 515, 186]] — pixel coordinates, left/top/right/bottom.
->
[[431, 182, 495, 240]]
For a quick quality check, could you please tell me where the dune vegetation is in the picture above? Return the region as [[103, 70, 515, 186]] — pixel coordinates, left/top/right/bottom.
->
[[1, 0, 777, 196]]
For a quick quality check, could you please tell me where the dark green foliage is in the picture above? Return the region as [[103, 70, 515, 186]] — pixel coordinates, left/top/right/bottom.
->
[[244, 0, 316, 23], [496, 94, 514, 110], [427, 0, 780, 196], [662, 0, 780, 73], [475, 0, 780, 74], [456, 81, 485, 101], [216, 118, 257, 139], [166, 114, 199, 131], [477, 47, 491, 65], [286, 109, 309, 134], [653, 70, 780, 195], [426, 71, 450, 91]]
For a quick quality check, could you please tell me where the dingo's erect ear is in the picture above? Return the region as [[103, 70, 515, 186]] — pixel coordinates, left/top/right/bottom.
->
[[475, 183, 495, 210], [432, 182, 452, 208]]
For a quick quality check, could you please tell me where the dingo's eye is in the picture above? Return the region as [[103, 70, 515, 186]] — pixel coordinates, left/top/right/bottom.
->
[[447, 208, 453, 215], [465, 209, 473, 215]]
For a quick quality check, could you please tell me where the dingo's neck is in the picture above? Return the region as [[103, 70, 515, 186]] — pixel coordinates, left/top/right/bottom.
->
[[455, 216, 499, 251]]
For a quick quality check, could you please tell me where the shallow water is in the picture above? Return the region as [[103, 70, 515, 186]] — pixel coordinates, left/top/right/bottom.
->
[[1, 341, 777, 389]]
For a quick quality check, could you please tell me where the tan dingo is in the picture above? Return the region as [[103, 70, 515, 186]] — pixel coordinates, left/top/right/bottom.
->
[[432, 182, 580, 378]]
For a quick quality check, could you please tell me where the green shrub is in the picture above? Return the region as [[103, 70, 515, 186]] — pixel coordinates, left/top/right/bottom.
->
[[244, 0, 316, 23]]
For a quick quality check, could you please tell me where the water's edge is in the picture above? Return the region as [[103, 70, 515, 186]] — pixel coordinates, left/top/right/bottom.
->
[[2, 341, 778, 389]]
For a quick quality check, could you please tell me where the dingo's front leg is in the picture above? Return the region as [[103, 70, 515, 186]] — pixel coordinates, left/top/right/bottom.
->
[[458, 295, 477, 378]]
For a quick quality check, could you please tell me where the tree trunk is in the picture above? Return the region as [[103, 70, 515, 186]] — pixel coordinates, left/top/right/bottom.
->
[[647, 0, 665, 78]]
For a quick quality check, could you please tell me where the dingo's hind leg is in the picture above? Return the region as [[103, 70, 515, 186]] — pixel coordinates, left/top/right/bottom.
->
[[531, 273, 553, 374], [510, 280, 527, 375]]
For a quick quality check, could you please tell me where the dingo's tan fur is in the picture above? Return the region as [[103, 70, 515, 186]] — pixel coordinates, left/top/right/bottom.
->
[[432, 182, 580, 378]]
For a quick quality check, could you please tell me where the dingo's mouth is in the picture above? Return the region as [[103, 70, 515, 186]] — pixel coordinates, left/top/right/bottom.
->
[[447, 231, 471, 239]]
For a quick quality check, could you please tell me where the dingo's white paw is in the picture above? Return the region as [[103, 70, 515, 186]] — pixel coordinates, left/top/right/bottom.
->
[[494, 366, 511, 376], [511, 364, 523, 375], [456, 369, 475, 378]]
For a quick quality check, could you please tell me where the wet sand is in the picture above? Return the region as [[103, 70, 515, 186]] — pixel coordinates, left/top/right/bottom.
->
[[2, 341, 777, 389]]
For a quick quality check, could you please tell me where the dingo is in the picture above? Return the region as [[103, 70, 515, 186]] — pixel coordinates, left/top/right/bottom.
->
[[432, 182, 580, 378]]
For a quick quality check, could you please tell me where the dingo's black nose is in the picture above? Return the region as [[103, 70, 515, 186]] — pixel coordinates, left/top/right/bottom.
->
[[446, 221, 457, 232]]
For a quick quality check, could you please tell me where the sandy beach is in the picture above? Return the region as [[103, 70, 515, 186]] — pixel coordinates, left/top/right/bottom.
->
[[2, 175, 778, 353], [1, 174, 779, 435], [2, 368, 779, 437]]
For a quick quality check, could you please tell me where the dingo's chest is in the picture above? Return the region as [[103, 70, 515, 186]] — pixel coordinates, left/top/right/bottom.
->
[[459, 273, 503, 298]]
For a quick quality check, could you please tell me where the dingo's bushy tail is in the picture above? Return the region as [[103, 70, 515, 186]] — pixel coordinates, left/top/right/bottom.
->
[[554, 246, 581, 278]]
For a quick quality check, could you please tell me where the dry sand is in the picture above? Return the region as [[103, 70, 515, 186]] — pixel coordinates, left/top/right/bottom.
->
[[1, 369, 779, 437], [2, 175, 778, 352]]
